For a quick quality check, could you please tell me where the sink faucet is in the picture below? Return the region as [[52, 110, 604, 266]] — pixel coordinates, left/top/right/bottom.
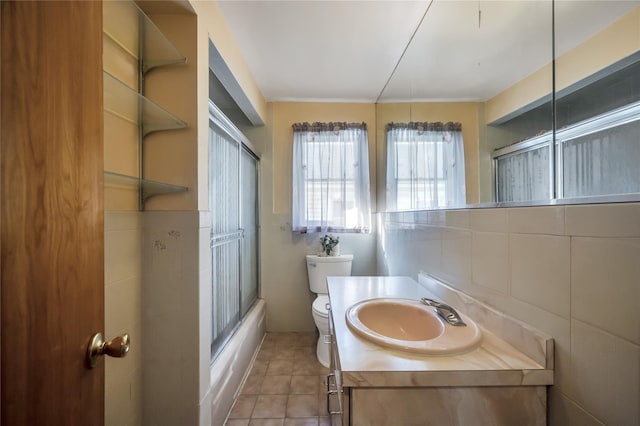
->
[[420, 297, 467, 326]]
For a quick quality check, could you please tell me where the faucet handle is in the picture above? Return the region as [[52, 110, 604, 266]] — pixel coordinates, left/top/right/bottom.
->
[[420, 297, 467, 326], [420, 297, 439, 307]]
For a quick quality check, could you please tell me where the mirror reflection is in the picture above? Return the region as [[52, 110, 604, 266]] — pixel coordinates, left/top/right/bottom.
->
[[376, 0, 640, 211]]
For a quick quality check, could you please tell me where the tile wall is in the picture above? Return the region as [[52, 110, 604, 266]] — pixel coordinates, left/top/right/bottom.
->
[[142, 212, 201, 426], [377, 203, 640, 425], [104, 211, 143, 426]]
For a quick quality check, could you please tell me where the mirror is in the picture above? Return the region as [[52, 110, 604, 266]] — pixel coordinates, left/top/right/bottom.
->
[[376, 0, 640, 211]]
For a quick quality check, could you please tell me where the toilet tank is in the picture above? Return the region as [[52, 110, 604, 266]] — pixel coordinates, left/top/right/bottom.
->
[[306, 254, 353, 294]]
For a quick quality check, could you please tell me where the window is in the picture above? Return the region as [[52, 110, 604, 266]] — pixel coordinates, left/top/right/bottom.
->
[[493, 100, 640, 202], [557, 101, 640, 198], [386, 122, 466, 211], [209, 101, 260, 360], [493, 133, 552, 203], [292, 122, 371, 233]]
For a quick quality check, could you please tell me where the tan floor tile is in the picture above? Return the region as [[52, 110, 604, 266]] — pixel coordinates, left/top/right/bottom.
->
[[266, 359, 293, 375], [251, 359, 269, 376], [249, 418, 284, 426], [260, 375, 291, 394], [261, 340, 277, 350], [295, 346, 317, 359], [256, 347, 276, 361], [226, 419, 250, 426], [284, 417, 319, 426], [286, 394, 319, 418], [292, 357, 327, 376], [272, 347, 299, 360], [241, 375, 264, 395], [317, 375, 326, 394], [317, 393, 329, 417], [290, 375, 320, 394], [229, 395, 257, 419], [252, 395, 288, 418]]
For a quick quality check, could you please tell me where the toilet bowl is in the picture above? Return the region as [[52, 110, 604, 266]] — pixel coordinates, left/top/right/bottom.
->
[[306, 254, 353, 368], [312, 295, 331, 366]]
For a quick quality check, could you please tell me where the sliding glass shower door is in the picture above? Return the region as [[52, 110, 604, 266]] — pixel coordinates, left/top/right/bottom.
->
[[209, 104, 260, 359]]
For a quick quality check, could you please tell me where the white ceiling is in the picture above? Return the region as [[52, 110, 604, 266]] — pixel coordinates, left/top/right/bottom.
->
[[216, 0, 640, 103]]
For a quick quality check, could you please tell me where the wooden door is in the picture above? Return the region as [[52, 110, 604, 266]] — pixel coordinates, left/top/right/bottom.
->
[[1, 1, 105, 425]]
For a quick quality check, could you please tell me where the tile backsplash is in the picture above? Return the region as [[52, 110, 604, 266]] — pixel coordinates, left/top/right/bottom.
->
[[377, 202, 640, 426]]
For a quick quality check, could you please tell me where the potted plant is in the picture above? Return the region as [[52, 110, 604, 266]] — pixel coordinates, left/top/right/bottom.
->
[[319, 234, 340, 256]]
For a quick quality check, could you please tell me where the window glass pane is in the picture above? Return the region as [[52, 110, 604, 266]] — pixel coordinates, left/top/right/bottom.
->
[[294, 126, 370, 232], [561, 120, 640, 197], [496, 145, 550, 202], [240, 147, 259, 317], [209, 120, 260, 359]]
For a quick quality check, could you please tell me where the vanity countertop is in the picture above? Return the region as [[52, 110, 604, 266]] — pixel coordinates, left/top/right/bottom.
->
[[327, 276, 554, 388]]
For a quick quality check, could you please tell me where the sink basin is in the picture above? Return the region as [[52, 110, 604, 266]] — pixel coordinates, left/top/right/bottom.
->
[[345, 298, 482, 355]]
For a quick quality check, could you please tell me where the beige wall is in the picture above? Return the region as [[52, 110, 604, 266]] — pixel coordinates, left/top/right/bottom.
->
[[141, 14, 198, 211], [376, 102, 480, 210], [272, 102, 377, 213], [486, 7, 640, 124], [242, 102, 378, 332], [378, 203, 640, 425], [190, 0, 268, 211], [103, 8, 143, 425]]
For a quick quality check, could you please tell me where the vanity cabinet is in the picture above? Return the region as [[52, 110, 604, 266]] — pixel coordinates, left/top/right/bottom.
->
[[103, 0, 188, 210], [327, 306, 348, 426], [327, 276, 554, 426]]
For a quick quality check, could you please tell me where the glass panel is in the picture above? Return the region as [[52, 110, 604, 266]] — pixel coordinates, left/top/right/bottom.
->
[[103, 72, 187, 136], [209, 120, 241, 358], [240, 148, 259, 316], [496, 145, 551, 202], [561, 119, 640, 198], [211, 239, 240, 358], [103, 171, 187, 201], [103, 0, 186, 73]]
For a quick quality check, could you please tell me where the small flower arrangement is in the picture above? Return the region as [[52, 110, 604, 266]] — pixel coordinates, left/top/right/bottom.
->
[[319, 234, 340, 256]]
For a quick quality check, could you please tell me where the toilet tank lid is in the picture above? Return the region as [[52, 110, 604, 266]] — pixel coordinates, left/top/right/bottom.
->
[[306, 254, 353, 262]]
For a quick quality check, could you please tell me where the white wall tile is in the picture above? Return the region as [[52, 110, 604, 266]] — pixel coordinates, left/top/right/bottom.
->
[[382, 203, 639, 425], [105, 228, 142, 285], [510, 234, 570, 318], [445, 209, 470, 229], [572, 237, 640, 345], [428, 210, 447, 227], [548, 388, 603, 426], [471, 232, 509, 294], [104, 212, 142, 426], [508, 206, 565, 235], [567, 320, 640, 425], [440, 229, 471, 285], [566, 203, 640, 237], [105, 275, 142, 339], [470, 208, 508, 232], [105, 211, 142, 231]]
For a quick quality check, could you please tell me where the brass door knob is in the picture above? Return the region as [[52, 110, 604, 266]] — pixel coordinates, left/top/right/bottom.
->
[[86, 332, 130, 369]]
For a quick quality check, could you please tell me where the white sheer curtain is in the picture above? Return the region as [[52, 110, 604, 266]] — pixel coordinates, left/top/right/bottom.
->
[[386, 122, 466, 211], [292, 122, 371, 233]]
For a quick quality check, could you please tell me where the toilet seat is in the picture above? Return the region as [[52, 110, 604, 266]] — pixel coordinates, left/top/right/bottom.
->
[[312, 295, 330, 318]]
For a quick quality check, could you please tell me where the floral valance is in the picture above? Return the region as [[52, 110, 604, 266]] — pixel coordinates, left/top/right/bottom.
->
[[385, 121, 462, 132], [292, 122, 367, 133]]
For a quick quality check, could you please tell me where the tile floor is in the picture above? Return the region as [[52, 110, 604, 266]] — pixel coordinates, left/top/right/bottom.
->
[[225, 332, 331, 426]]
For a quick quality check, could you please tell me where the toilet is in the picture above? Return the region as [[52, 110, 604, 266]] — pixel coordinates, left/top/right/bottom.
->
[[306, 254, 353, 367]]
